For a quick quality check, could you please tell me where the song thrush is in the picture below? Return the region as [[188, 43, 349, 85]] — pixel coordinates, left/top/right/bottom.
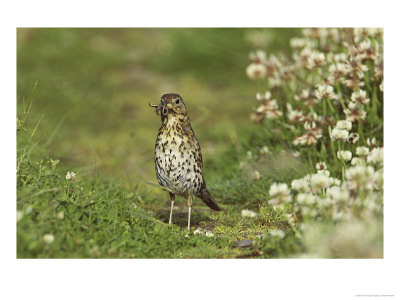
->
[[149, 93, 221, 231]]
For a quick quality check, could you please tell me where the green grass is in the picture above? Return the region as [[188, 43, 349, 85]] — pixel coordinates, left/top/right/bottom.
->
[[17, 116, 297, 258], [17, 83, 304, 258], [17, 28, 300, 181]]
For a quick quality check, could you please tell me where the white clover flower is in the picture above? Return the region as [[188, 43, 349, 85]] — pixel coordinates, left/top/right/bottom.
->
[[310, 173, 330, 189], [303, 121, 316, 130], [293, 133, 316, 146], [269, 230, 285, 239], [290, 38, 306, 50], [347, 133, 359, 144], [334, 53, 348, 63], [369, 28, 383, 36], [337, 150, 352, 162], [317, 170, 330, 177], [359, 39, 372, 51], [315, 161, 327, 170], [351, 157, 365, 166], [345, 165, 375, 190], [268, 183, 292, 207], [239, 161, 247, 169], [317, 196, 334, 208], [57, 211, 65, 220], [351, 89, 370, 104], [192, 228, 214, 237], [260, 146, 270, 156], [353, 28, 370, 40], [265, 99, 280, 111], [367, 147, 383, 165], [332, 210, 353, 222], [205, 231, 214, 238], [17, 210, 23, 222], [374, 60, 383, 80], [356, 40, 377, 61], [246, 151, 253, 160], [294, 88, 319, 106], [335, 120, 352, 131], [356, 146, 369, 156], [367, 137, 376, 147], [286, 103, 303, 123], [246, 63, 267, 79], [241, 209, 258, 218], [247, 48, 265, 61], [307, 51, 326, 69], [291, 178, 309, 192], [372, 169, 384, 189], [346, 57, 368, 74], [66, 171, 76, 181], [292, 151, 300, 158], [295, 47, 312, 66], [252, 170, 261, 181], [269, 76, 283, 88], [296, 193, 318, 205], [267, 55, 282, 69], [329, 178, 341, 186], [329, 63, 349, 80], [327, 28, 340, 42], [266, 100, 281, 113], [255, 105, 267, 114], [301, 206, 318, 218], [364, 198, 381, 213], [302, 28, 323, 39], [302, 174, 311, 183], [257, 99, 283, 119], [43, 234, 55, 244], [315, 84, 335, 100], [193, 228, 203, 236], [249, 50, 267, 63], [269, 183, 291, 198], [256, 91, 272, 101], [326, 186, 350, 202], [345, 102, 367, 122], [331, 128, 349, 141]]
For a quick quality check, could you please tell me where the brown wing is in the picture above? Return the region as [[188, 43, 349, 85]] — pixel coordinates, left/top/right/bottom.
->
[[184, 124, 222, 211]]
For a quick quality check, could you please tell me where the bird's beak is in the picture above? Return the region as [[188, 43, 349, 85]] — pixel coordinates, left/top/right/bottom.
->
[[149, 100, 169, 116], [149, 102, 158, 108], [166, 103, 173, 109]]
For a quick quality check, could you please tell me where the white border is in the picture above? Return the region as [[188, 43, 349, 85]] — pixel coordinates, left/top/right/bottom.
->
[[1, 1, 399, 299]]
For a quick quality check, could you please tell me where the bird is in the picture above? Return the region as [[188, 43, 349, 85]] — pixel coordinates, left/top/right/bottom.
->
[[149, 93, 221, 231]]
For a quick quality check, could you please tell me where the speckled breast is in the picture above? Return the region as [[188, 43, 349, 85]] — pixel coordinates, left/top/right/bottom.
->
[[154, 123, 204, 196]]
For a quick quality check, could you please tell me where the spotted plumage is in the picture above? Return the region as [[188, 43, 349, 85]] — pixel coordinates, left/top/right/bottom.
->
[[150, 93, 221, 230]]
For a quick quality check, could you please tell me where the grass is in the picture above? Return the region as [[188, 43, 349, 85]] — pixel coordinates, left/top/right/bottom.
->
[[17, 28, 299, 181], [18, 109, 303, 258], [17, 114, 298, 258], [17, 28, 383, 258]]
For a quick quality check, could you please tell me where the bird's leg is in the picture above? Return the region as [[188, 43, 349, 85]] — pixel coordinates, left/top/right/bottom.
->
[[168, 192, 175, 225], [187, 192, 193, 231]]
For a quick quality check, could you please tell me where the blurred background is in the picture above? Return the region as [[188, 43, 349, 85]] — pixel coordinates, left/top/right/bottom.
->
[[17, 28, 299, 186]]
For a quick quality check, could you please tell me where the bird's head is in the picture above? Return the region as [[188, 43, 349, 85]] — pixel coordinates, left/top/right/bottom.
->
[[149, 93, 188, 121]]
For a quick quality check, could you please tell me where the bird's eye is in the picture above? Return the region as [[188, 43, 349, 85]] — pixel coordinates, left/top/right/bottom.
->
[[175, 99, 180, 104]]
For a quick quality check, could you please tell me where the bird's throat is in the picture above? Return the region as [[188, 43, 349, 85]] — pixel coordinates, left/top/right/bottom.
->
[[162, 112, 190, 127]]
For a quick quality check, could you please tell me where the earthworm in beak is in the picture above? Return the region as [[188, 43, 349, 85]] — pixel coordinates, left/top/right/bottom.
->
[[162, 105, 168, 115], [148, 102, 159, 108], [149, 101, 168, 116]]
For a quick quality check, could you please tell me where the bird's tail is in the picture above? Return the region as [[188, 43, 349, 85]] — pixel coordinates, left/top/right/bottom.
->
[[198, 188, 222, 211]]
